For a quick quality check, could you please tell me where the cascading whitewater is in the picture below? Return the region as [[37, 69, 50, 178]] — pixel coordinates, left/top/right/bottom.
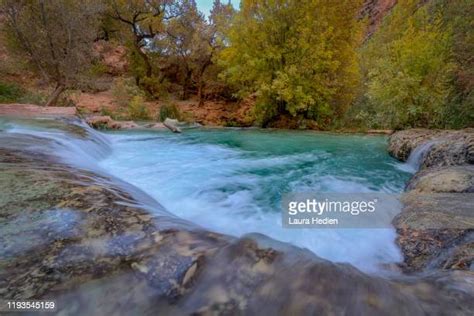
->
[[405, 141, 437, 172], [2, 117, 415, 272], [98, 128, 413, 272]]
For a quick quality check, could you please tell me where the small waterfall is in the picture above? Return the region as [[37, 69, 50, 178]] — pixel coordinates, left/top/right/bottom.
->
[[1, 117, 177, 220], [405, 141, 436, 172], [4, 117, 111, 168]]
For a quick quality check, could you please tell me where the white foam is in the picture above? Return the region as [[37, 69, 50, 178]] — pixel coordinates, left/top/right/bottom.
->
[[99, 131, 407, 273]]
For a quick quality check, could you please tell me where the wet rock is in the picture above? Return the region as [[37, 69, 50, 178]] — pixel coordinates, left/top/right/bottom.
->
[[108, 120, 139, 129], [86, 115, 114, 129], [389, 129, 474, 273], [393, 192, 474, 272], [388, 128, 474, 169]]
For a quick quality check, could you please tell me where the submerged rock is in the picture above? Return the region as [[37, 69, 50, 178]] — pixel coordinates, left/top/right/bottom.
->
[[0, 118, 473, 315]]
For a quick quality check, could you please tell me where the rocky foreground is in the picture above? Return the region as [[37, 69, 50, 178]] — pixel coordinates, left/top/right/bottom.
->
[[389, 129, 474, 272], [0, 114, 473, 315]]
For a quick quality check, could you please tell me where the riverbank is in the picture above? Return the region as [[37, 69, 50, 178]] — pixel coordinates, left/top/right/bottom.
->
[[0, 103, 77, 117], [1, 114, 474, 314]]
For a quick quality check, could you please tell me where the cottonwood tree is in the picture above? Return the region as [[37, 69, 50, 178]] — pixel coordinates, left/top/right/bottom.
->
[[362, 0, 454, 128], [163, 0, 203, 100], [105, 0, 175, 95], [219, 0, 363, 127], [163, 0, 234, 103], [1, 0, 102, 106], [192, 0, 235, 105]]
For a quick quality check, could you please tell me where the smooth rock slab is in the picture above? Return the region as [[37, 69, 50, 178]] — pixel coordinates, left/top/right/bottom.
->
[[393, 192, 474, 271], [406, 165, 474, 193]]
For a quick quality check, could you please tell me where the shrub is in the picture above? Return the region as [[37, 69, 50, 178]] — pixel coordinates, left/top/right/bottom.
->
[[0, 81, 24, 103], [159, 103, 181, 122], [128, 95, 150, 120], [111, 77, 145, 107], [141, 76, 168, 99]]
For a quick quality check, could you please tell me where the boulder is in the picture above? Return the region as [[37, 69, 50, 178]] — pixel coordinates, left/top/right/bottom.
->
[[144, 122, 167, 130], [108, 120, 139, 129]]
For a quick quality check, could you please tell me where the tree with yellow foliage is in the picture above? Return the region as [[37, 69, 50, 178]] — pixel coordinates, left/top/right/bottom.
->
[[361, 0, 454, 128], [219, 0, 363, 127]]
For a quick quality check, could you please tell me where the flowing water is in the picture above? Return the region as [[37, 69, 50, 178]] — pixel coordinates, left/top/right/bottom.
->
[[404, 141, 436, 172], [98, 128, 413, 272], [1, 118, 414, 273]]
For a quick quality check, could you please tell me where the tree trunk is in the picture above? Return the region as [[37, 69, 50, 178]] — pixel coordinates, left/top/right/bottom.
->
[[45, 84, 65, 107], [135, 44, 153, 78], [182, 70, 192, 100], [197, 61, 211, 106], [197, 79, 204, 106]]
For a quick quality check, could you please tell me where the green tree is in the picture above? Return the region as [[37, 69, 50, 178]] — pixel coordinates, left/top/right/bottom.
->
[[159, 0, 234, 103], [162, 0, 204, 100], [1, 0, 102, 106], [434, 0, 474, 128], [361, 0, 454, 128], [191, 0, 235, 105], [105, 0, 174, 96], [219, 0, 363, 127]]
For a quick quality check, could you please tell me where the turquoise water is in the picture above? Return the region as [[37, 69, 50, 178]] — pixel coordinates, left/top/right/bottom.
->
[[99, 128, 412, 272]]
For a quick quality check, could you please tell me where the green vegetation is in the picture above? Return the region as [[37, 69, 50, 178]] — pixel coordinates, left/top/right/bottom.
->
[[127, 95, 150, 120], [0, 81, 49, 105], [0, 0, 472, 129], [435, 0, 474, 128], [159, 103, 181, 122], [359, 0, 454, 129], [220, 0, 363, 127], [1, 0, 101, 106], [111, 77, 145, 107], [0, 81, 24, 103]]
